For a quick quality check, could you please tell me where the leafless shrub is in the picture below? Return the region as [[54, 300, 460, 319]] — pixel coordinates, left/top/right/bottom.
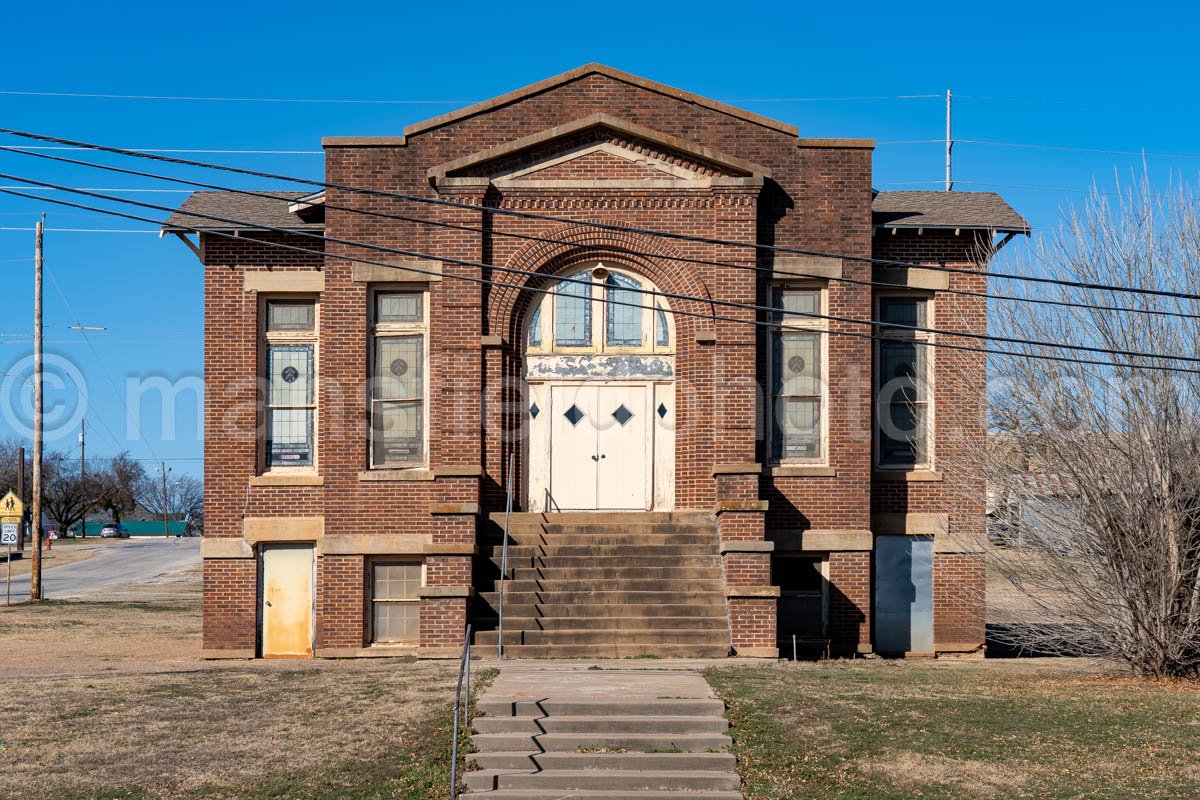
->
[[984, 175, 1200, 677]]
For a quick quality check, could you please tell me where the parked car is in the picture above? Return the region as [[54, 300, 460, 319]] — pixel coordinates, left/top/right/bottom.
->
[[100, 523, 129, 539]]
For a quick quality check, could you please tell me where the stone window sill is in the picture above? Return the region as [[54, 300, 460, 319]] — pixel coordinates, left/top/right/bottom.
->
[[249, 474, 324, 487], [771, 465, 837, 478], [874, 469, 943, 483], [358, 468, 434, 482]]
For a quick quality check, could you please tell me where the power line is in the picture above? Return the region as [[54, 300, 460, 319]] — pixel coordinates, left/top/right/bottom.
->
[[0, 186, 195, 194], [0, 227, 161, 233], [4, 181, 1199, 376], [8, 146, 323, 155], [9, 142, 1197, 324], [17, 127, 1200, 308]]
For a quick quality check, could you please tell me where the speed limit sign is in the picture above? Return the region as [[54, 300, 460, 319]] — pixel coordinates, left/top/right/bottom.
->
[[0, 523, 17, 546]]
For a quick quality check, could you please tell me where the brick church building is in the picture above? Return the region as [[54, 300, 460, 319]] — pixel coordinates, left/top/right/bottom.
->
[[167, 64, 1026, 659]]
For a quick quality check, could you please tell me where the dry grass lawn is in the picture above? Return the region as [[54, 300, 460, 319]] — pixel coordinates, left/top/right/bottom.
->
[[0, 567, 466, 800], [707, 660, 1200, 800]]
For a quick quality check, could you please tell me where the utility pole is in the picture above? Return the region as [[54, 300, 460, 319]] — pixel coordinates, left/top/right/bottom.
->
[[79, 419, 86, 480], [30, 218, 44, 600], [161, 462, 170, 538], [15, 447, 24, 553], [945, 88, 953, 192]]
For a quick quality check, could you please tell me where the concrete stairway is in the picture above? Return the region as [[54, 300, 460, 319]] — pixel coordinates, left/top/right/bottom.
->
[[462, 694, 743, 798], [473, 512, 731, 658]]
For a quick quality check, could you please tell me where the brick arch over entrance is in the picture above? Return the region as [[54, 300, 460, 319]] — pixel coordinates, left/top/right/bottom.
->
[[487, 222, 715, 344]]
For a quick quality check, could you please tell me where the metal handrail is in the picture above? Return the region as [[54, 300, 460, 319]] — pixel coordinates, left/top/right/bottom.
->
[[498, 451, 514, 659], [449, 622, 473, 800]]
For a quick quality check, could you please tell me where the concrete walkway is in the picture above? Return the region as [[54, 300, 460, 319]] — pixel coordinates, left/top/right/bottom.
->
[[464, 660, 745, 799]]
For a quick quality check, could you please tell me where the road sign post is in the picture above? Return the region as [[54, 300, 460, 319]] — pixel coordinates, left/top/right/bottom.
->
[[1, 491, 25, 605]]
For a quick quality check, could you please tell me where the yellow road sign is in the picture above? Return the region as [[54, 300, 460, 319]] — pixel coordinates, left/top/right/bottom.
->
[[0, 490, 23, 521]]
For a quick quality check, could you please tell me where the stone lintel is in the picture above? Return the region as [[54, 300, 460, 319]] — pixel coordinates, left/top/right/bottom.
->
[[358, 468, 435, 482], [201, 539, 254, 559], [719, 541, 775, 554], [480, 334, 504, 347], [798, 529, 874, 552], [694, 330, 717, 344], [872, 512, 950, 536], [716, 500, 769, 513], [423, 542, 477, 556], [712, 463, 761, 476], [429, 502, 480, 516], [434, 465, 483, 478], [243, 270, 324, 293], [771, 465, 837, 478], [320, 534, 430, 556], [243, 516, 323, 542], [249, 473, 324, 487], [725, 586, 781, 598], [772, 256, 843, 281], [418, 586, 473, 598], [350, 259, 442, 283], [874, 469, 944, 483], [874, 265, 950, 291]]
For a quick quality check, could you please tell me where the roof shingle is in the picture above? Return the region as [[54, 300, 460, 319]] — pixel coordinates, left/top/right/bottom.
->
[[162, 191, 324, 232], [872, 190, 1029, 233]]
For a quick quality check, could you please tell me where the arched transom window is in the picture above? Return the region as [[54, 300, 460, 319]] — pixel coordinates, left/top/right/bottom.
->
[[526, 263, 674, 355]]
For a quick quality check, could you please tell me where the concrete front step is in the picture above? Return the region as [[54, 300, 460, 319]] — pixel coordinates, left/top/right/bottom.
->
[[477, 616, 729, 632], [471, 731, 732, 753], [482, 554, 721, 571], [480, 590, 727, 605], [489, 511, 715, 526], [504, 565, 722, 581], [483, 769, 740, 792], [493, 578, 725, 593], [474, 603, 728, 618], [467, 750, 736, 773], [477, 698, 727, 717], [477, 642, 731, 659], [489, 535, 719, 549], [473, 714, 729, 735], [474, 629, 731, 647], [461, 791, 743, 800], [488, 544, 719, 558]]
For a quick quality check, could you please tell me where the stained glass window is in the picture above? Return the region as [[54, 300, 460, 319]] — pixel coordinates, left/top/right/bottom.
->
[[606, 273, 643, 347]]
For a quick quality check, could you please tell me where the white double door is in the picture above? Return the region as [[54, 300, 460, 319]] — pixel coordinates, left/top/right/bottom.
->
[[546, 383, 651, 511]]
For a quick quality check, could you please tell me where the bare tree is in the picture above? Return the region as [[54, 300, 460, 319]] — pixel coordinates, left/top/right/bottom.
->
[[985, 176, 1200, 677], [93, 452, 146, 525], [136, 473, 203, 527], [41, 451, 101, 536]]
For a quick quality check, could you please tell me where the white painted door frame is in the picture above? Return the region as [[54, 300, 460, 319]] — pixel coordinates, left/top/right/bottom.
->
[[527, 379, 674, 512]]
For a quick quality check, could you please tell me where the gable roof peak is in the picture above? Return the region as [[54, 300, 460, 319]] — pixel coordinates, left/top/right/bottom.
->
[[403, 64, 799, 139]]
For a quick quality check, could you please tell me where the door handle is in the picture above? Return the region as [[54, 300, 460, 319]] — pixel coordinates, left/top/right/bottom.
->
[[599, 454, 606, 460], [266, 600, 272, 607], [591, 455, 599, 461]]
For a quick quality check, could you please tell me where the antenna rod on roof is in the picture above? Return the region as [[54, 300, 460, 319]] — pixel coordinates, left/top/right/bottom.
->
[[945, 89, 953, 192]]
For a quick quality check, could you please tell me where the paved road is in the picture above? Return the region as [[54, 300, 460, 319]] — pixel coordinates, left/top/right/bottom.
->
[[3, 538, 200, 600]]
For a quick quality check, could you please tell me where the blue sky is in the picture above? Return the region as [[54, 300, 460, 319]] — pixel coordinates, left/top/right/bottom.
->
[[0, 0, 1196, 476]]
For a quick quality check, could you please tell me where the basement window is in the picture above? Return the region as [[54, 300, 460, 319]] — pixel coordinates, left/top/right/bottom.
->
[[371, 561, 422, 644]]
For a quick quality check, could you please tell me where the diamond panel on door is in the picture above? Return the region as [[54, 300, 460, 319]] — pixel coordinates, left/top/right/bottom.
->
[[596, 385, 648, 510]]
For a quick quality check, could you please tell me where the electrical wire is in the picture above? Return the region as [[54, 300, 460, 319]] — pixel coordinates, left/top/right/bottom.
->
[[11, 127, 1195, 305], [10, 171, 1200, 366], [9, 142, 1196, 323], [3, 181, 1199, 376]]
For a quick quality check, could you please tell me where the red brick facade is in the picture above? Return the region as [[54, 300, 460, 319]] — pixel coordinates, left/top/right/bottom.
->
[[187, 65, 1013, 659]]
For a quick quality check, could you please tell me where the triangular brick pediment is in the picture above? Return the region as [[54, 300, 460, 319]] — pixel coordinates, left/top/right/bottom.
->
[[428, 113, 770, 188]]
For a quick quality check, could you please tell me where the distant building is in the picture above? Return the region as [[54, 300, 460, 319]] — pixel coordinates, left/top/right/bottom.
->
[[167, 65, 1026, 660]]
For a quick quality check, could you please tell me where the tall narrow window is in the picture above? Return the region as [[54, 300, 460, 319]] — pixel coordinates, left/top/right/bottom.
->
[[876, 295, 932, 469], [554, 277, 592, 346], [771, 288, 825, 463], [606, 273, 644, 347], [370, 291, 427, 468], [371, 561, 421, 644], [264, 300, 316, 469]]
